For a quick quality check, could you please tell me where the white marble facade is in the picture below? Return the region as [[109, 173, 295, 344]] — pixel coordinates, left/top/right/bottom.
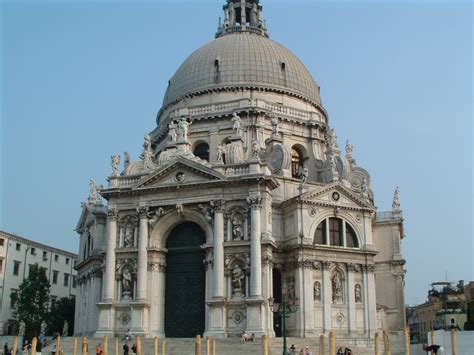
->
[[74, 0, 406, 340]]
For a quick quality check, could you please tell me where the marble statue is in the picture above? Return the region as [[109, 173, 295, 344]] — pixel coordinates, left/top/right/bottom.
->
[[88, 179, 100, 203], [123, 224, 134, 247], [232, 217, 243, 240], [252, 140, 259, 158], [231, 112, 242, 136], [360, 176, 367, 195], [111, 155, 121, 176], [122, 268, 132, 294], [177, 117, 191, 141], [216, 143, 225, 162], [271, 114, 280, 136], [18, 321, 25, 336], [327, 128, 338, 149], [392, 186, 400, 210], [124, 151, 130, 170], [332, 273, 342, 302], [287, 278, 296, 302], [62, 320, 68, 336], [232, 265, 245, 295], [168, 121, 177, 142], [345, 139, 353, 158], [142, 133, 154, 169], [299, 165, 308, 184], [314, 281, 321, 301], [355, 284, 362, 303]]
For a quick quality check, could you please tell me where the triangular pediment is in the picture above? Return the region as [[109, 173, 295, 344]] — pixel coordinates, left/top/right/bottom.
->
[[300, 182, 374, 211], [135, 157, 225, 189]]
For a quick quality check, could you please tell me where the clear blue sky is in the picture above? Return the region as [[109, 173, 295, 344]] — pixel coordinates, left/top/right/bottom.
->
[[1, 0, 472, 305]]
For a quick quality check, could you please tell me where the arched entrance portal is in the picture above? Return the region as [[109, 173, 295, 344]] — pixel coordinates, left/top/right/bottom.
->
[[165, 222, 206, 337]]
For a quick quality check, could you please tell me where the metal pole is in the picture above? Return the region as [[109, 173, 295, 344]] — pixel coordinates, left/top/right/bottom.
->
[[282, 305, 288, 355], [451, 329, 457, 355], [261, 334, 269, 355]]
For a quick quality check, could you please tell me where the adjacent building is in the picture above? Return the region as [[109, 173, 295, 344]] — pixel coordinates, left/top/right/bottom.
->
[[0, 230, 78, 335], [75, 0, 407, 341]]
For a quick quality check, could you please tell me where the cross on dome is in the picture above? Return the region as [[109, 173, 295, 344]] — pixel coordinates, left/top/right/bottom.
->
[[216, 0, 268, 38]]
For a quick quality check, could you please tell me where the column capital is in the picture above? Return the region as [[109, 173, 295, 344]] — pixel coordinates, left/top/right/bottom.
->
[[137, 207, 149, 219], [212, 200, 225, 213], [107, 207, 119, 220], [247, 195, 262, 209], [322, 261, 332, 270]]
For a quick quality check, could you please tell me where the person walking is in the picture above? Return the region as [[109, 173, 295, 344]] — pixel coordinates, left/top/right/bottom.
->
[[131, 342, 137, 355], [122, 341, 130, 355], [96, 343, 103, 355]]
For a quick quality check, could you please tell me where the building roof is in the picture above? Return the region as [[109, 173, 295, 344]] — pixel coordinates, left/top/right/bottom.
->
[[161, 15, 322, 115]]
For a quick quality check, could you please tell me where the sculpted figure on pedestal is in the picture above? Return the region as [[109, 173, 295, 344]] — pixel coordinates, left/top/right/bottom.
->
[[111, 155, 121, 176], [18, 321, 25, 336], [355, 284, 362, 303], [141, 133, 154, 170], [231, 112, 242, 136], [392, 186, 400, 210], [232, 264, 245, 296], [299, 165, 308, 184], [314, 281, 321, 301], [332, 273, 343, 302], [124, 152, 130, 170], [216, 143, 225, 162], [345, 139, 353, 159], [123, 224, 134, 247], [62, 320, 68, 336], [122, 268, 132, 297], [271, 114, 280, 137], [232, 216, 244, 240], [176, 117, 191, 142], [252, 140, 259, 158]]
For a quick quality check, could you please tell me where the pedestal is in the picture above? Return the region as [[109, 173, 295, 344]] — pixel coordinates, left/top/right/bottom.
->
[[130, 301, 150, 337], [245, 298, 266, 336], [95, 302, 116, 337], [205, 299, 227, 338]]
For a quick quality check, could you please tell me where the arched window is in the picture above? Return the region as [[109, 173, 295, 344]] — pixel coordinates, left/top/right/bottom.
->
[[194, 143, 209, 161], [291, 147, 303, 178], [314, 217, 359, 248]]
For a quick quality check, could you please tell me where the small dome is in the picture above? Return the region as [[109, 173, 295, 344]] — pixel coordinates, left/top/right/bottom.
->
[[162, 32, 321, 110]]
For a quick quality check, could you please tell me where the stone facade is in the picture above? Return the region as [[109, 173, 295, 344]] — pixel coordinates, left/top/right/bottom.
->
[[74, 0, 406, 340], [0, 230, 77, 335]]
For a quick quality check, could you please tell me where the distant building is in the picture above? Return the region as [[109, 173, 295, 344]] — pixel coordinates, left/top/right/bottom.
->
[[407, 281, 469, 342], [0, 230, 78, 335]]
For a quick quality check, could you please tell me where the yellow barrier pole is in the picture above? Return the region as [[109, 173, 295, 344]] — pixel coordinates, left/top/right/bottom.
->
[[103, 336, 108, 355], [31, 337, 38, 355], [196, 335, 202, 355], [261, 335, 269, 355], [115, 337, 119, 355], [56, 336, 62, 355], [206, 336, 210, 355], [12, 336, 18, 355], [154, 336, 159, 355], [212, 337, 216, 355], [451, 328, 457, 355], [404, 327, 410, 355], [431, 331, 435, 347], [73, 337, 78, 355], [374, 332, 380, 355], [329, 331, 336, 355], [319, 334, 326, 355], [162, 338, 166, 355], [383, 330, 392, 355], [82, 336, 88, 355], [136, 335, 142, 355]]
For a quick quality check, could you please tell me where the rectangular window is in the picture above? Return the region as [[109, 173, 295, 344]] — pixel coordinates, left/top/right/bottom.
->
[[52, 270, 59, 284], [65, 257, 69, 265], [54, 255, 59, 262], [329, 218, 343, 246], [30, 247, 36, 255], [0, 238, 4, 246], [73, 260, 77, 268], [43, 251, 48, 259], [13, 261, 20, 276], [63, 273, 69, 287], [10, 290, 18, 308], [16, 243, 21, 251], [0, 260, 3, 273], [72, 276, 77, 288]]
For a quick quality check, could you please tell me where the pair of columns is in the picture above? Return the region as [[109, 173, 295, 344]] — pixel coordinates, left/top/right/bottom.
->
[[212, 196, 263, 299], [103, 208, 148, 302]]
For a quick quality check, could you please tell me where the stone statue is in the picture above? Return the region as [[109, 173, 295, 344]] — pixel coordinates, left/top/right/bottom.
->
[[252, 140, 259, 158], [314, 281, 321, 301], [122, 268, 132, 295], [18, 321, 25, 336], [360, 176, 367, 195], [198, 203, 213, 222], [345, 139, 353, 159], [143, 133, 152, 151], [287, 279, 296, 302], [88, 179, 100, 203], [123, 224, 134, 247], [124, 151, 130, 170], [250, 3, 259, 26], [142, 133, 154, 169], [40, 320, 47, 335], [332, 273, 342, 302], [62, 320, 68, 336], [168, 121, 177, 142], [216, 143, 225, 162], [355, 284, 362, 303], [176, 117, 191, 142], [231, 112, 242, 136], [232, 264, 245, 295], [392, 186, 400, 210], [299, 165, 308, 184], [111, 155, 121, 176], [326, 128, 338, 149], [271, 115, 280, 136], [232, 216, 244, 240]]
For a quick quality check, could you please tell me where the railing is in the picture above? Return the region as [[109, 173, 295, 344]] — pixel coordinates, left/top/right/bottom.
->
[[225, 164, 250, 176], [108, 175, 145, 188], [375, 211, 403, 222]]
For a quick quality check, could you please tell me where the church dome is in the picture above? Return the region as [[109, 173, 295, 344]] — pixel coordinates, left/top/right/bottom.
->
[[162, 30, 322, 110]]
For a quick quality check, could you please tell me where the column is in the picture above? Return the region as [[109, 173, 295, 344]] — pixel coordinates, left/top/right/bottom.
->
[[241, 0, 246, 25], [322, 261, 332, 333], [248, 196, 262, 298], [262, 255, 274, 336], [103, 208, 118, 301], [347, 264, 357, 333], [137, 208, 148, 301], [302, 265, 316, 336], [213, 201, 225, 299]]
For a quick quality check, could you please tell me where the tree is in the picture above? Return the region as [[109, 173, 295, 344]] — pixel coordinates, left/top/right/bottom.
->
[[12, 263, 50, 336], [47, 297, 75, 336]]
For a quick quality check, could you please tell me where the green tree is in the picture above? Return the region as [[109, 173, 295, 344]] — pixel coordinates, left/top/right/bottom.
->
[[47, 297, 75, 336], [12, 263, 51, 336]]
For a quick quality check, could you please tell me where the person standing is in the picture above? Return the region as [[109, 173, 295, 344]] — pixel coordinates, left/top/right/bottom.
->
[[122, 341, 130, 355], [96, 343, 103, 355]]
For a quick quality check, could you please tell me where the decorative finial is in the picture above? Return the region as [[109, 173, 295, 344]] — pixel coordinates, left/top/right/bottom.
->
[[392, 186, 400, 211], [111, 155, 120, 177], [217, 0, 268, 38], [88, 179, 101, 204], [141, 133, 154, 170], [345, 139, 353, 159]]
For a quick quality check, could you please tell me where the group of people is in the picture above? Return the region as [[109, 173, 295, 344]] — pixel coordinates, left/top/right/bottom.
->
[[337, 346, 353, 355], [289, 344, 313, 355], [240, 331, 257, 343]]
